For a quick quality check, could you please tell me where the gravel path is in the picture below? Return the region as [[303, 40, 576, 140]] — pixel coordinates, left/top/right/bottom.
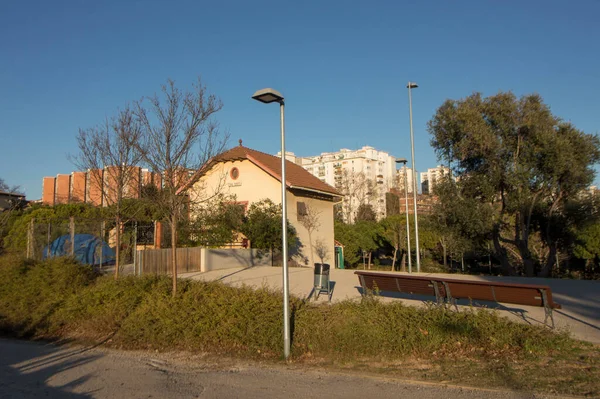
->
[[0, 338, 569, 399]]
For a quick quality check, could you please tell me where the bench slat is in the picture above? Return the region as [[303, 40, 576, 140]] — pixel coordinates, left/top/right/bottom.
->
[[355, 271, 561, 310]]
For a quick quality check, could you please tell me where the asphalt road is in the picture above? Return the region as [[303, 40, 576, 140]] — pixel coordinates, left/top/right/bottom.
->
[[0, 339, 566, 399]]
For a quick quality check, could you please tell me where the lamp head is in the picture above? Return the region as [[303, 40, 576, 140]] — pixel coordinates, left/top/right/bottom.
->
[[252, 88, 284, 104]]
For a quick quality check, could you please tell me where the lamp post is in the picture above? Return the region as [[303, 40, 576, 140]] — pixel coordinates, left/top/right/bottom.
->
[[395, 158, 412, 273], [252, 88, 290, 360], [407, 81, 420, 272]]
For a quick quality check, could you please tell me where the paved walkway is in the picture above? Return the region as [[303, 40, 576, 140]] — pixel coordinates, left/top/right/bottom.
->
[[182, 266, 600, 344]]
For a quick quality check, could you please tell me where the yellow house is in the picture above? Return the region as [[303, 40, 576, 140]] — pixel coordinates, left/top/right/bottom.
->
[[190, 143, 342, 266]]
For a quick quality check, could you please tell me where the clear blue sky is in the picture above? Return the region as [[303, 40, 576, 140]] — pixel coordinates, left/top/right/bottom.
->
[[1, 0, 599, 199]]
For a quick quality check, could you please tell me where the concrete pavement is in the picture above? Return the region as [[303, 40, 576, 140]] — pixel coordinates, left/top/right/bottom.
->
[[182, 266, 600, 344]]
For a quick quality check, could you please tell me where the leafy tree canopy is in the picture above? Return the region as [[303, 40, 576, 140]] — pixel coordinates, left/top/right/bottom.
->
[[428, 91, 600, 276], [240, 199, 296, 251]]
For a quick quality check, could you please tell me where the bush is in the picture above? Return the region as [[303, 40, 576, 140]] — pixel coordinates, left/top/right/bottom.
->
[[0, 255, 578, 361], [0, 255, 98, 337], [293, 299, 572, 360], [117, 280, 301, 355], [53, 275, 161, 340], [0, 254, 593, 396]]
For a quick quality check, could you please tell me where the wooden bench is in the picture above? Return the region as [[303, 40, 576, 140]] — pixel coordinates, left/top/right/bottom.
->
[[438, 279, 562, 328], [355, 271, 446, 304], [355, 271, 562, 328]]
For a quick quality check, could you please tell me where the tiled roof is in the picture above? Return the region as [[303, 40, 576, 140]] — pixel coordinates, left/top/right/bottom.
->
[[208, 145, 341, 196]]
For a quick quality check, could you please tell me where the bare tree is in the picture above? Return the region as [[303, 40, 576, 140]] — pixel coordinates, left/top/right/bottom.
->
[[314, 237, 330, 264], [0, 178, 25, 254], [298, 202, 322, 266], [0, 178, 21, 194], [338, 171, 376, 223], [133, 78, 228, 296], [71, 107, 143, 278]]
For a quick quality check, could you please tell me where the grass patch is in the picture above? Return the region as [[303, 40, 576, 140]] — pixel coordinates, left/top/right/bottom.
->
[[0, 255, 598, 396]]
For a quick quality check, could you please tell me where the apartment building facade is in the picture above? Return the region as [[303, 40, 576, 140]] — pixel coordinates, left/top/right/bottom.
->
[[420, 165, 451, 195], [285, 146, 397, 222], [395, 165, 417, 194]]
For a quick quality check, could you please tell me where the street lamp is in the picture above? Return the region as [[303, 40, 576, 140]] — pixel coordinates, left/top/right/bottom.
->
[[252, 88, 290, 360], [395, 158, 412, 273], [407, 81, 420, 272]]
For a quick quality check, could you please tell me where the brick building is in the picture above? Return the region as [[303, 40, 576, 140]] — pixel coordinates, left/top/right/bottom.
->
[[41, 167, 161, 206], [41, 167, 164, 248], [388, 188, 438, 216]]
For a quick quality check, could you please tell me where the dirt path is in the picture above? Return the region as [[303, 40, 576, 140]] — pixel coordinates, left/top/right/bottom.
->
[[0, 338, 570, 399]]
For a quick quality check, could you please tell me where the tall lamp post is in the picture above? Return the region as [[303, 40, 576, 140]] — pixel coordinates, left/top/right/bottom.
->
[[395, 158, 412, 273], [407, 81, 420, 272], [252, 88, 290, 360]]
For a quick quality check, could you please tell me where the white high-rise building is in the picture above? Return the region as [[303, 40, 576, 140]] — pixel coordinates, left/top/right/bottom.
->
[[421, 165, 451, 194], [286, 146, 398, 222], [395, 165, 417, 194]]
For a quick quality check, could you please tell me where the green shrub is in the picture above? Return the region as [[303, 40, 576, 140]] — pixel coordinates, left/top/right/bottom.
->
[[0, 255, 97, 337], [0, 254, 593, 396], [292, 299, 572, 360], [117, 280, 300, 355], [52, 275, 161, 340], [0, 254, 578, 361]]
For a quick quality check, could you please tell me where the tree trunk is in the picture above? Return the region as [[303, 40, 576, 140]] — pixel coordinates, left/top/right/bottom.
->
[[171, 215, 178, 297], [493, 225, 514, 275], [461, 253, 465, 272], [441, 239, 447, 269], [517, 240, 535, 277], [391, 247, 397, 271], [307, 231, 313, 267], [368, 252, 372, 270], [114, 215, 121, 280], [538, 244, 556, 277], [400, 252, 406, 272]]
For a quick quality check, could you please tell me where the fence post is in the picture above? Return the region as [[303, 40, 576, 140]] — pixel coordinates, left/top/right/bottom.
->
[[46, 223, 51, 258], [69, 216, 75, 257], [133, 221, 138, 275], [100, 221, 105, 268]]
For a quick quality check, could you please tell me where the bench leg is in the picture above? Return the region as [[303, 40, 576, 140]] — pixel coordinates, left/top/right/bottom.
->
[[540, 289, 555, 328], [359, 275, 367, 297], [441, 282, 458, 311], [432, 282, 443, 306]]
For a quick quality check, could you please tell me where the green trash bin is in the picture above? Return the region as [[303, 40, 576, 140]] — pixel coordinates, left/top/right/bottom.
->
[[335, 246, 344, 269]]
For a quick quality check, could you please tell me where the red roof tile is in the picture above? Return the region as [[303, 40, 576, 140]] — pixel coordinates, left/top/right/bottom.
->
[[204, 145, 341, 196]]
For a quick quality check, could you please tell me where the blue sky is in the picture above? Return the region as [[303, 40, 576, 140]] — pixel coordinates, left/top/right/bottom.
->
[[1, 0, 599, 199]]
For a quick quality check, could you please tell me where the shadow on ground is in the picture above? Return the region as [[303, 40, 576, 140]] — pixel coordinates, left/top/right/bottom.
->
[[0, 338, 102, 398]]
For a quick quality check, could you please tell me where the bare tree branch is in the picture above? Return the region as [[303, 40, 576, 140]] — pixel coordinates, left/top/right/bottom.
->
[[133, 77, 229, 296], [70, 105, 143, 279]]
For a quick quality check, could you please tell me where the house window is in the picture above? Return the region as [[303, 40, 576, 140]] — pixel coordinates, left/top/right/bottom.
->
[[230, 167, 240, 180], [297, 201, 307, 220]]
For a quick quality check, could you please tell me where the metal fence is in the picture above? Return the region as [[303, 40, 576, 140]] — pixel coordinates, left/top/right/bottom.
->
[[24, 218, 287, 276], [26, 217, 156, 268]]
